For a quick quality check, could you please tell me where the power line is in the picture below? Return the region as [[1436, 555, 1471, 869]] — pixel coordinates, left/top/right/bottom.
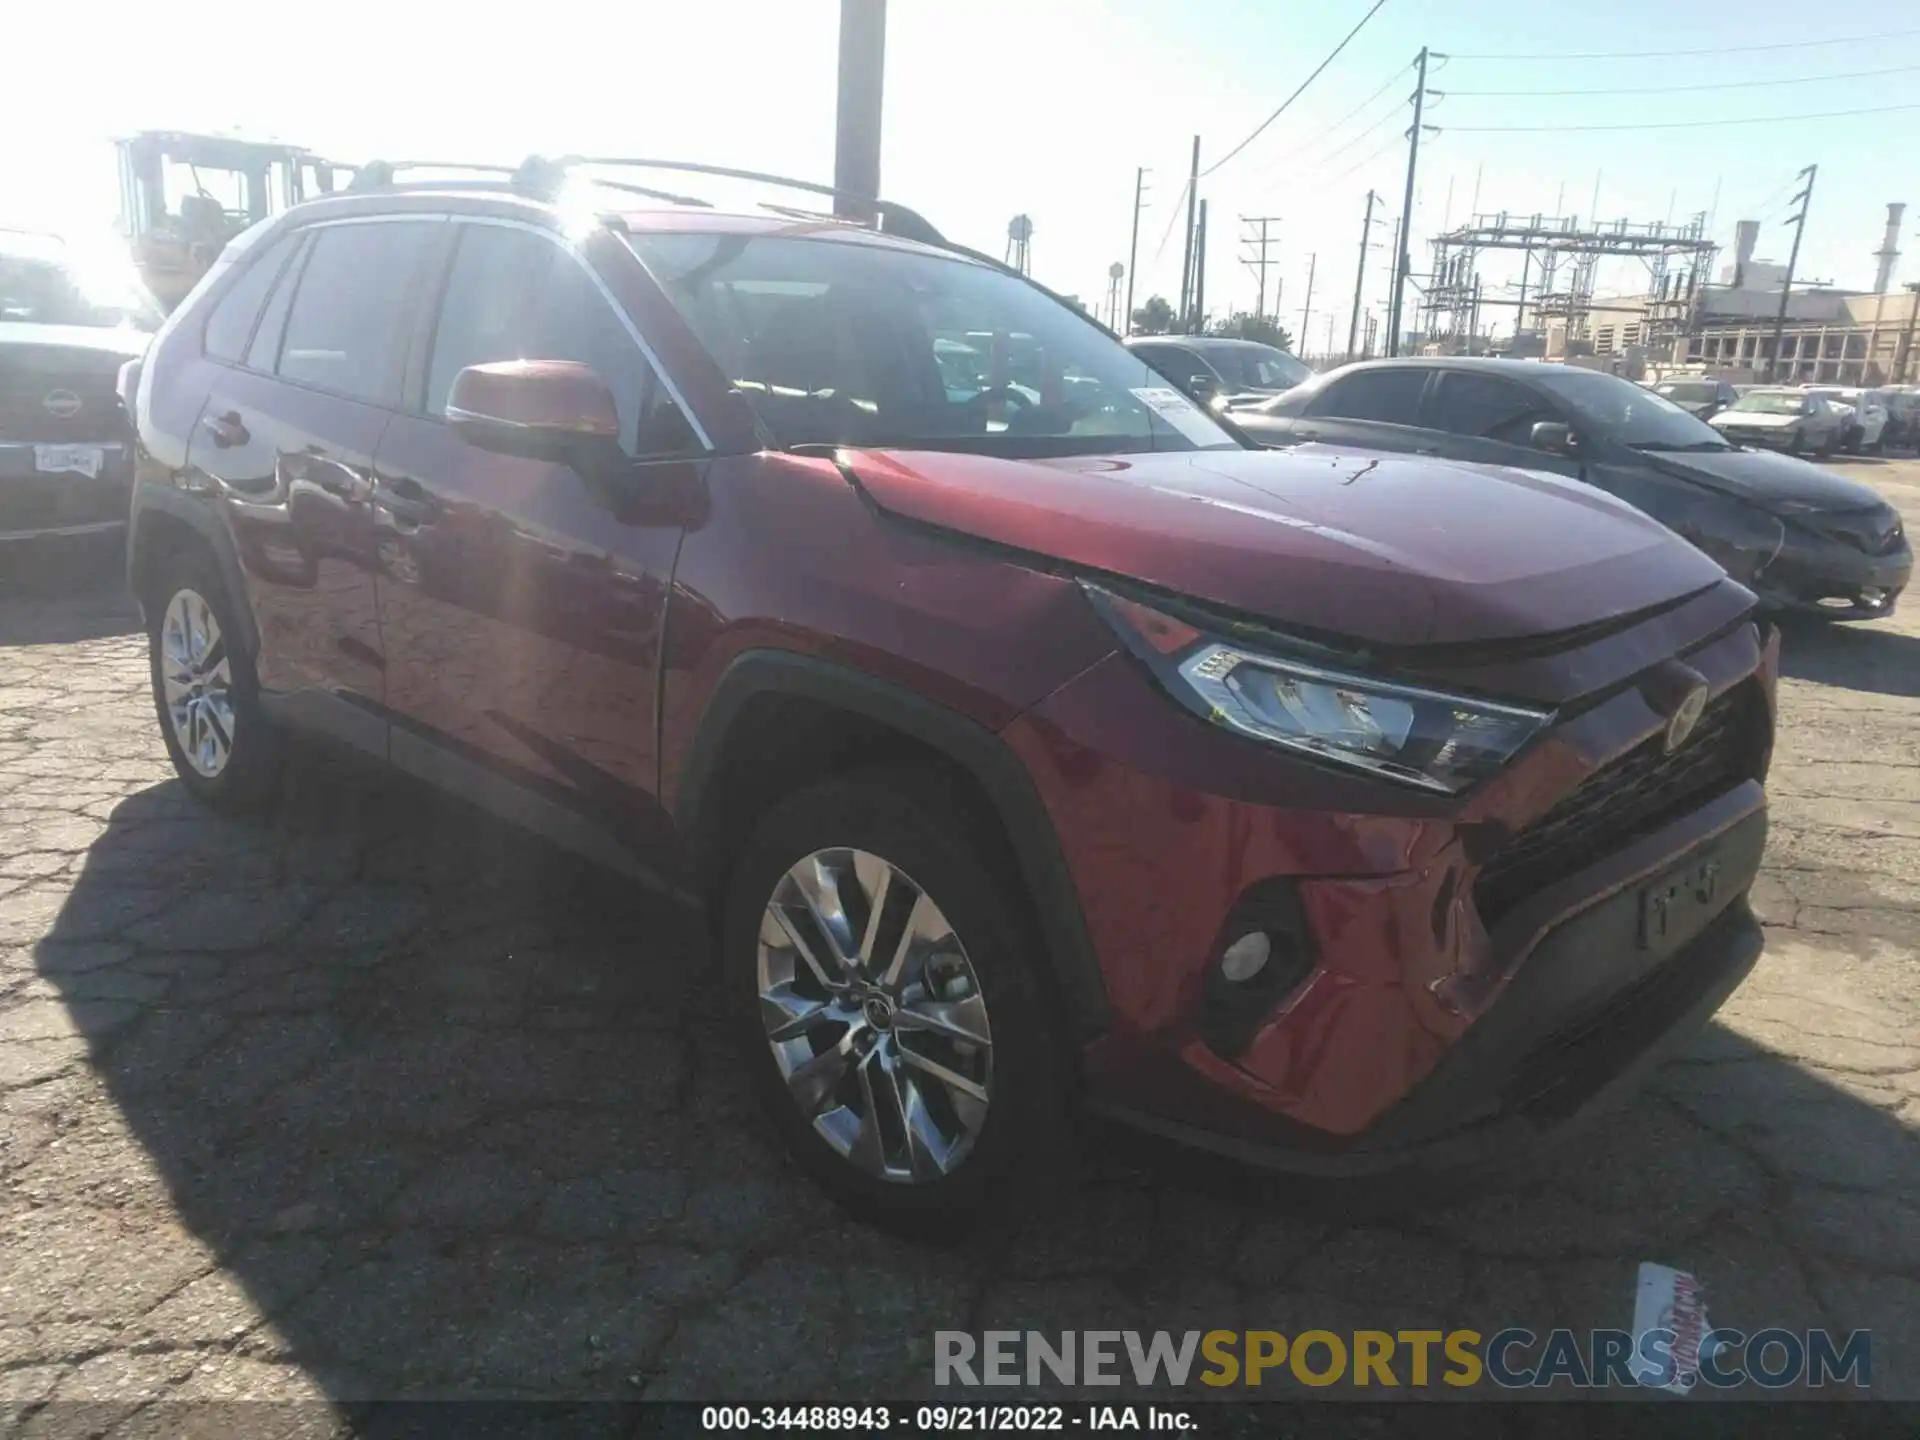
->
[[1317, 130, 1406, 189], [1149, 175, 1192, 265], [1448, 27, 1920, 61], [1249, 60, 1412, 170], [1200, 0, 1395, 178], [1249, 88, 1409, 182], [1447, 61, 1920, 97], [1445, 101, 1920, 133]]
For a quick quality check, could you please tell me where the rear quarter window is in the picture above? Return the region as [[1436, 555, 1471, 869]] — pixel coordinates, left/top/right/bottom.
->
[[201, 232, 299, 363]]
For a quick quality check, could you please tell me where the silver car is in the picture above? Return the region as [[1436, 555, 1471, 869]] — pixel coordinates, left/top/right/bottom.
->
[[1709, 388, 1847, 455]]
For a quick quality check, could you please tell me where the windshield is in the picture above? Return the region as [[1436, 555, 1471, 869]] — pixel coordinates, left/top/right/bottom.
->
[[0, 250, 160, 331], [1731, 391, 1805, 415], [624, 231, 1240, 457], [1657, 381, 1717, 403], [1527, 365, 1728, 449], [1207, 344, 1311, 390]]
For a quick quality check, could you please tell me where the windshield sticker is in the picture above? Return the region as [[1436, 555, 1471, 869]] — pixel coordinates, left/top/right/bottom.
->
[[1130, 386, 1223, 445]]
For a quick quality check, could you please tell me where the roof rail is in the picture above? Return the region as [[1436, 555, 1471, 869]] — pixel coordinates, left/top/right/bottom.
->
[[556, 156, 946, 245], [338, 153, 947, 248], [346, 160, 519, 192]]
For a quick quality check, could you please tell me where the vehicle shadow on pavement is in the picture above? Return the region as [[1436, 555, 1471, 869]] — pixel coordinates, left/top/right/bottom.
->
[[1777, 617, 1920, 699], [23, 755, 1919, 1404]]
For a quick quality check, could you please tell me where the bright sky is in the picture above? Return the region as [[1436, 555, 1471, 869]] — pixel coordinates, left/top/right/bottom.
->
[[6, 0, 1914, 353]]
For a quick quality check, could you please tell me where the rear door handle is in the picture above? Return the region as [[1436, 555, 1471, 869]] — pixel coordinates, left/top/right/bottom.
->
[[200, 411, 249, 449]]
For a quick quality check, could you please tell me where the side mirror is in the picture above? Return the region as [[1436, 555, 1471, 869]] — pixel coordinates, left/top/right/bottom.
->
[[447, 360, 621, 464], [1186, 372, 1222, 401], [1531, 420, 1577, 456]]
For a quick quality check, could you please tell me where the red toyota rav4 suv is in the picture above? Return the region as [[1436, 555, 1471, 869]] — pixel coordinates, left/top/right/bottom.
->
[[125, 160, 1777, 1225]]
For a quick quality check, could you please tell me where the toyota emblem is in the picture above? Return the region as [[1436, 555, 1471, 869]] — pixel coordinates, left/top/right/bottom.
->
[[1664, 683, 1710, 754], [41, 389, 83, 419]]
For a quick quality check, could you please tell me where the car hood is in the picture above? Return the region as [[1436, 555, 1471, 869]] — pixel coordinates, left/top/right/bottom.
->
[[1637, 444, 1886, 512], [845, 444, 1723, 647]]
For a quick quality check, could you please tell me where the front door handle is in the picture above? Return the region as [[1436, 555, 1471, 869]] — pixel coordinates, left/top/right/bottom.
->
[[372, 476, 439, 531], [201, 411, 249, 449], [279, 452, 371, 504]]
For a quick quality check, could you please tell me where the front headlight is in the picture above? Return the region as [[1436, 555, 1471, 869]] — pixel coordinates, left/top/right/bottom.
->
[[1084, 584, 1551, 794]]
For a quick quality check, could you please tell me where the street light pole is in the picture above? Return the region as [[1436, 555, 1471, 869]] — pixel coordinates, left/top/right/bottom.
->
[[1346, 189, 1375, 361], [1766, 164, 1817, 382], [1124, 167, 1147, 336], [1386, 46, 1429, 358]]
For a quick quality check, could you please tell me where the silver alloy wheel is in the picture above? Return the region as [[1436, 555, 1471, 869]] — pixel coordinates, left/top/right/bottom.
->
[[757, 847, 992, 1184], [159, 588, 237, 779]]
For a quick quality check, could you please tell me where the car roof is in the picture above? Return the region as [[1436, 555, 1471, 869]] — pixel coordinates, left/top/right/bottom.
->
[[270, 187, 976, 265]]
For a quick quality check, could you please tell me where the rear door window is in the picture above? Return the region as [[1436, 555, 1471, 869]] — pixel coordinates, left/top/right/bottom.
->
[[1308, 368, 1429, 423], [276, 220, 438, 405], [1423, 372, 1550, 444], [201, 232, 300, 363]]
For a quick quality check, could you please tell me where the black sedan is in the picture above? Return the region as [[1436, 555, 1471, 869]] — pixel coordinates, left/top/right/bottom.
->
[[1233, 358, 1912, 621], [2, 232, 155, 554], [1125, 335, 1311, 412]]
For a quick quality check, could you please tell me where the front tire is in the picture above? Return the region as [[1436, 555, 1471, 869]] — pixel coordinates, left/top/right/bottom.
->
[[146, 550, 281, 813], [721, 769, 1071, 1231]]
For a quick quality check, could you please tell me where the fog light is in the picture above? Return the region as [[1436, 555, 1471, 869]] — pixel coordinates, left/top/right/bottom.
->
[[1862, 587, 1886, 605], [1219, 930, 1272, 982]]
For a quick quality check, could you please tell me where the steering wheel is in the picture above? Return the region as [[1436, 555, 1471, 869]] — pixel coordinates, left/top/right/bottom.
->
[[955, 384, 1040, 430]]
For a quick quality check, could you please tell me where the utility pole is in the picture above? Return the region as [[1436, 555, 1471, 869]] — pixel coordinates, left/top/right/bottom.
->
[[1515, 248, 1532, 336], [1899, 281, 1920, 384], [832, 0, 887, 221], [1124, 167, 1148, 335], [1345, 189, 1376, 360], [1178, 136, 1201, 328], [1386, 46, 1430, 358], [1298, 252, 1316, 355], [1241, 215, 1284, 322], [1193, 200, 1210, 331], [1767, 164, 1817, 382]]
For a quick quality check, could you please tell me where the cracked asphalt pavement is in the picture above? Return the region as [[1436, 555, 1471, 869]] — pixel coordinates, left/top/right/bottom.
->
[[1, 460, 1917, 1416]]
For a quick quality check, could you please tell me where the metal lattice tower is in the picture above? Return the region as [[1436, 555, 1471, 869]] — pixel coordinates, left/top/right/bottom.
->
[[1423, 211, 1718, 353]]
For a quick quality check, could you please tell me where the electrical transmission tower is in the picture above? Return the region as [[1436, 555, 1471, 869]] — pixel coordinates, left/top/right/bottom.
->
[[1240, 216, 1283, 322]]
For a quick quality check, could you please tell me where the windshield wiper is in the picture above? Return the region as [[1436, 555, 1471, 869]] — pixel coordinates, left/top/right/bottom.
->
[[1635, 440, 1731, 453]]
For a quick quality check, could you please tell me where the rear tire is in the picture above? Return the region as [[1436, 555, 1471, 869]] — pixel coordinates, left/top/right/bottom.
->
[[720, 768, 1073, 1232], [146, 549, 281, 814]]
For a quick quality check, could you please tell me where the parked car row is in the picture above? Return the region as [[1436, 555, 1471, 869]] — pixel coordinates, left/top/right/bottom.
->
[[0, 160, 1879, 1228], [1653, 373, 1916, 454]]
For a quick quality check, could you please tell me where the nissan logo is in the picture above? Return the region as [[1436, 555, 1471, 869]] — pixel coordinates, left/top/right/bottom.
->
[[1664, 682, 1710, 754], [42, 389, 83, 419]]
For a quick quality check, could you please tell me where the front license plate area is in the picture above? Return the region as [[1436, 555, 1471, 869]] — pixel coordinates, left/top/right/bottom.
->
[[1637, 850, 1724, 951], [34, 444, 104, 479]]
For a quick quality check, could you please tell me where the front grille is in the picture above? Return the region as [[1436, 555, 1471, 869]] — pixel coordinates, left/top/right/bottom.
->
[[0, 350, 128, 443], [1472, 683, 1760, 927]]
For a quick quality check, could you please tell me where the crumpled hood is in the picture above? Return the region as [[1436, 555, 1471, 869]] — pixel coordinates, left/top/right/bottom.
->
[[845, 444, 1724, 647], [1642, 443, 1890, 513]]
